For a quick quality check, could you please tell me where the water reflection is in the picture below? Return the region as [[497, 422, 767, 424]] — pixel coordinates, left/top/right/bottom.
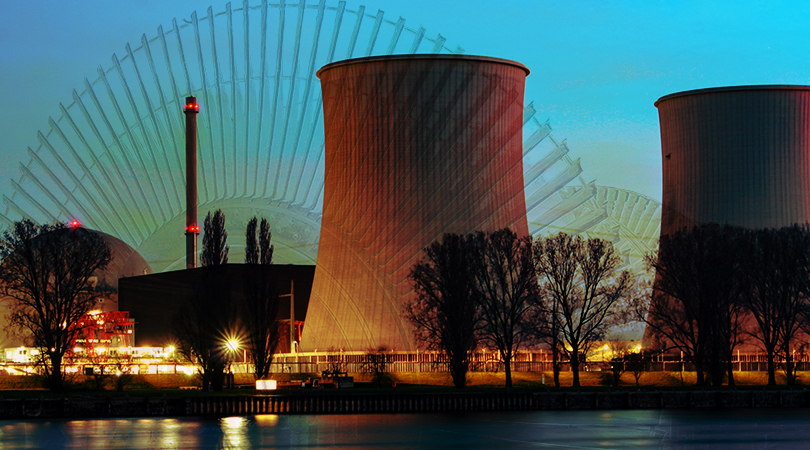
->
[[0, 409, 809, 448], [221, 416, 247, 448]]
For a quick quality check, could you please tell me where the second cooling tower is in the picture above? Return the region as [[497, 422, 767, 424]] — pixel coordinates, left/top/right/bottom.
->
[[656, 85, 810, 234], [302, 55, 530, 351]]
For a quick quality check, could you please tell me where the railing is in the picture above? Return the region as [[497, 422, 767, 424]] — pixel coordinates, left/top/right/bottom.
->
[[262, 350, 810, 374], [4, 350, 808, 376]]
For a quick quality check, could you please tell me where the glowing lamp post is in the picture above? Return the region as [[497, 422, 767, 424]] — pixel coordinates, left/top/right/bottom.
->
[[183, 97, 200, 268]]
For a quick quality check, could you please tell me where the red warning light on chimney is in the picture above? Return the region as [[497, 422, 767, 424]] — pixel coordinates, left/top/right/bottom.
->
[[69, 220, 81, 229], [183, 99, 200, 113], [185, 224, 200, 233]]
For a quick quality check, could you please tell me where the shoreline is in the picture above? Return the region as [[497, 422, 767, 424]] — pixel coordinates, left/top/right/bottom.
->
[[1, 389, 809, 420]]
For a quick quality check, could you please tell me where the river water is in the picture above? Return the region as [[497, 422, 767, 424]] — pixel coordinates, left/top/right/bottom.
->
[[1, 409, 809, 449]]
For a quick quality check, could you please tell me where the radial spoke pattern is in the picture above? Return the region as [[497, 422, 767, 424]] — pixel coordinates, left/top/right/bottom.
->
[[2, 1, 657, 276]]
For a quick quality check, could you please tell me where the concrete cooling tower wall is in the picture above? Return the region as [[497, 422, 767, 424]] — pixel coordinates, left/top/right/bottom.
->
[[302, 55, 530, 351], [656, 85, 810, 234]]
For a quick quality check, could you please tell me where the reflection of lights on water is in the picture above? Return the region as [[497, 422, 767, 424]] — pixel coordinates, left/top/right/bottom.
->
[[223, 417, 246, 429], [255, 415, 280, 427], [222, 416, 247, 448], [161, 418, 181, 448]]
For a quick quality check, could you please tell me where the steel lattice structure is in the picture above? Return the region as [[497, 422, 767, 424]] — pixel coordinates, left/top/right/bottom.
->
[[2, 0, 659, 278]]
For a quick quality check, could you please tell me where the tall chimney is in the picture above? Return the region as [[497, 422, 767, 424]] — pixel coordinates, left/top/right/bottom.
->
[[183, 96, 200, 268]]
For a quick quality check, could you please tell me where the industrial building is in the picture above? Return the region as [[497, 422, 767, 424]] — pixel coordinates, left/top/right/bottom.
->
[[119, 264, 315, 351]]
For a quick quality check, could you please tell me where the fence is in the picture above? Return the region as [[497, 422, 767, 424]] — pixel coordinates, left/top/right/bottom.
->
[[262, 350, 810, 375]]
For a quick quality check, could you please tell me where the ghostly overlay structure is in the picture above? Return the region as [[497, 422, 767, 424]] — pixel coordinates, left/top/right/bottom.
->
[[302, 55, 530, 351]]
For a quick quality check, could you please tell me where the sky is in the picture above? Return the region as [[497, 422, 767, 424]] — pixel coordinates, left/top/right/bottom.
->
[[2, 0, 810, 203]]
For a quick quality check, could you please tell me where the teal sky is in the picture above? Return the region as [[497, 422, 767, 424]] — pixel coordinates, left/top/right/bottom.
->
[[2, 1, 809, 202]]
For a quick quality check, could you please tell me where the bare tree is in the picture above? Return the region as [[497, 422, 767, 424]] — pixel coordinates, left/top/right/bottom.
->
[[241, 217, 280, 379], [626, 350, 652, 387], [239, 266, 281, 380], [201, 209, 228, 266], [325, 347, 346, 374], [642, 223, 746, 387], [405, 233, 480, 389], [172, 267, 234, 391], [0, 220, 112, 391], [531, 284, 563, 387], [470, 229, 538, 389], [360, 346, 393, 387], [185, 209, 231, 389], [605, 340, 633, 387], [534, 233, 632, 387], [259, 218, 273, 265], [741, 226, 810, 385], [245, 217, 259, 264]]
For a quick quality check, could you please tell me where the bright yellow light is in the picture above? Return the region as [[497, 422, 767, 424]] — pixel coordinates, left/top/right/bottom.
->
[[635, 344, 642, 352], [256, 379, 277, 390], [166, 346, 175, 353], [603, 344, 610, 351], [226, 339, 239, 352]]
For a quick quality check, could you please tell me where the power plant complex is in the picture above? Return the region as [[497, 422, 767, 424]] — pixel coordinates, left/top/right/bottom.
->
[[0, 2, 672, 360]]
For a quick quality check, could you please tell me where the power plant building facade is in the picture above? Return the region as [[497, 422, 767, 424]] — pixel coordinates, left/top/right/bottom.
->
[[655, 85, 810, 234], [302, 55, 530, 351]]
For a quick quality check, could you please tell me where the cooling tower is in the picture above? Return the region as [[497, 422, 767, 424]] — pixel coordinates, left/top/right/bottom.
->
[[645, 85, 810, 347], [656, 85, 810, 234], [302, 54, 530, 351]]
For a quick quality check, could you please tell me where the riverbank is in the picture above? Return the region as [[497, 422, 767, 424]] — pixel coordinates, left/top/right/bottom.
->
[[0, 371, 807, 419], [1, 389, 810, 419]]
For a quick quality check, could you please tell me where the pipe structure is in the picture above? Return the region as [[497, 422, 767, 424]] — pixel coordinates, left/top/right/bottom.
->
[[183, 96, 200, 268]]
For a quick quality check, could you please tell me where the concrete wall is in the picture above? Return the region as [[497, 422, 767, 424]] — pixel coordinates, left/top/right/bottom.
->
[[656, 85, 810, 234], [304, 55, 530, 352]]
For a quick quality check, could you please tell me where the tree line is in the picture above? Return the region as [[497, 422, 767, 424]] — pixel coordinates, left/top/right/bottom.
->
[[5, 216, 810, 391], [0, 212, 285, 392], [639, 223, 810, 387], [407, 223, 810, 389], [172, 209, 283, 391], [405, 228, 633, 389]]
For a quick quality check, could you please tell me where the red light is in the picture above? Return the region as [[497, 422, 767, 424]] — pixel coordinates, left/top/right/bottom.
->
[[185, 224, 200, 233], [69, 220, 81, 229]]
